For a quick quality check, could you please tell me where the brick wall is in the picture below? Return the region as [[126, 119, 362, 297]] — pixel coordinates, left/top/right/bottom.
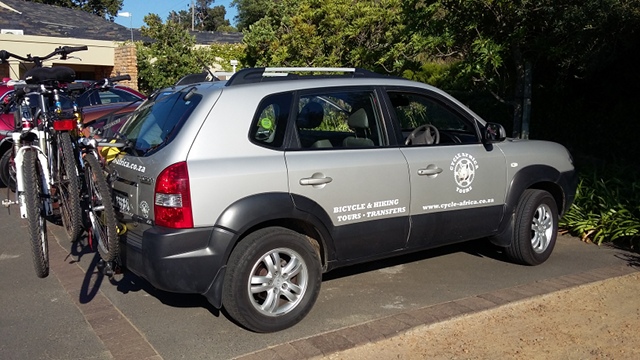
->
[[112, 44, 138, 91]]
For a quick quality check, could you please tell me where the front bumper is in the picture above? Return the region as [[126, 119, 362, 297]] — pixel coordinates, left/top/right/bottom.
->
[[559, 169, 578, 216], [121, 225, 236, 307]]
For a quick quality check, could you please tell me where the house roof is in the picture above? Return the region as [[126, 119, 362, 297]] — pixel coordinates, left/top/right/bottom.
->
[[192, 31, 244, 45], [0, 0, 243, 44], [0, 0, 136, 41]]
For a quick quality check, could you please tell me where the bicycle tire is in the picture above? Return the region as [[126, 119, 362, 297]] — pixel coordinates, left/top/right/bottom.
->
[[55, 132, 82, 242], [83, 153, 119, 262], [23, 149, 49, 278]]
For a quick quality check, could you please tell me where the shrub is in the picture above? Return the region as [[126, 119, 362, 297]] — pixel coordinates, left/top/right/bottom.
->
[[560, 163, 640, 245]]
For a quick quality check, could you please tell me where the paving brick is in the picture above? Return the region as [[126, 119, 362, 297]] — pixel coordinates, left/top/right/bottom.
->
[[478, 292, 511, 306], [485, 288, 529, 303], [393, 312, 424, 327], [109, 342, 157, 360], [581, 268, 618, 281], [234, 349, 279, 360], [453, 296, 498, 312], [426, 301, 473, 322], [598, 265, 637, 277], [289, 339, 323, 358], [84, 307, 121, 322], [80, 298, 117, 315], [98, 326, 141, 343], [366, 316, 411, 338], [541, 277, 574, 290], [88, 314, 127, 332], [270, 343, 305, 360], [307, 331, 353, 355], [555, 274, 589, 286], [512, 283, 553, 297], [404, 306, 439, 325], [332, 326, 371, 347]]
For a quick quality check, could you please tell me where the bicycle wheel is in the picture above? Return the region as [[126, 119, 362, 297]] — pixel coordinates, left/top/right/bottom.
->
[[83, 153, 118, 262], [23, 149, 49, 278], [55, 132, 82, 242]]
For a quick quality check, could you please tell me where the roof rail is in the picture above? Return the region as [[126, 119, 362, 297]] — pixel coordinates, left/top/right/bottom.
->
[[225, 67, 384, 86]]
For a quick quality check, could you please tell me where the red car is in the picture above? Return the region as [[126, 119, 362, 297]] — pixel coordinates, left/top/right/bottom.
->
[[0, 80, 144, 189]]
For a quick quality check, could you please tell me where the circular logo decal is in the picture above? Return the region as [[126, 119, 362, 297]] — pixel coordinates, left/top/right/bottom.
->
[[140, 201, 150, 218], [450, 153, 478, 194]]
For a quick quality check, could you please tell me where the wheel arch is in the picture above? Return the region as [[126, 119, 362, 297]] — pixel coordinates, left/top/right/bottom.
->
[[203, 193, 334, 308], [490, 165, 568, 247], [217, 192, 337, 264]]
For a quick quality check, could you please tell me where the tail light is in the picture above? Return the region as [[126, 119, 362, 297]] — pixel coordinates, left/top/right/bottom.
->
[[154, 162, 193, 228]]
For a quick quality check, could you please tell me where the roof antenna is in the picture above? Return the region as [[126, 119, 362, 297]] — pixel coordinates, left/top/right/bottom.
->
[[193, 52, 218, 82]]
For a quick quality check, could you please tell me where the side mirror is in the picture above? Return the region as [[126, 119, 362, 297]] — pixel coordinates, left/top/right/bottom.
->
[[483, 122, 506, 143]]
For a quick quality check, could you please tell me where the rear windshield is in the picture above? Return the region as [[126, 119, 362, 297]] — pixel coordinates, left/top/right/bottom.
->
[[119, 89, 202, 156]]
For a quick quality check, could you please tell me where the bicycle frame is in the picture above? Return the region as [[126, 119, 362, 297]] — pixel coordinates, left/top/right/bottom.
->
[[5, 86, 60, 217]]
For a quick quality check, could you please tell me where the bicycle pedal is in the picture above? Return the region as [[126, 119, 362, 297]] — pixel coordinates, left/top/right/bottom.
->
[[2, 199, 17, 207], [97, 259, 115, 278]]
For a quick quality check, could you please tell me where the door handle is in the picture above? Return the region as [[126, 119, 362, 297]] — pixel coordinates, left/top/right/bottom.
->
[[300, 175, 333, 186], [417, 167, 443, 176]]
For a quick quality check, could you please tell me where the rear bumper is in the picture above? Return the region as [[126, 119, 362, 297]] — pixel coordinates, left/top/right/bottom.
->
[[121, 225, 236, 306]]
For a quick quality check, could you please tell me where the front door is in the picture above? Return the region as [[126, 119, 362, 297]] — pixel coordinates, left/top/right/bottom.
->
[[385, 90, 507, 249]]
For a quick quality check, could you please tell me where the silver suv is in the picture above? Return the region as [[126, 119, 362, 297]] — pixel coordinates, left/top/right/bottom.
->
[[108, 67, 576, 332]]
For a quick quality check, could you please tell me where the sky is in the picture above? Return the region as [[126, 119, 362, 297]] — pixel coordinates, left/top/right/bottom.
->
[[113, 0, 238, 29]]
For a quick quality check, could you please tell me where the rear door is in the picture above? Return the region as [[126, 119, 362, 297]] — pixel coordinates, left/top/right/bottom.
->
[[285, 88, 411, 261]]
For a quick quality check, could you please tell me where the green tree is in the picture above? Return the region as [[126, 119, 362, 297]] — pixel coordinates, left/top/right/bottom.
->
[[402, 0, 640, 138], [167, 0, 235, 32], [136, 14, 202, 93], [26, 0, 123, 20], [231, 0, 272, 31], [136, 14, 246, 93], [242, 0, 407, 72]]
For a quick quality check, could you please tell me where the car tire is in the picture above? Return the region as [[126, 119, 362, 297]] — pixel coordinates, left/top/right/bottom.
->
[[0, 150, 16, 192], [505, 189, 558, 265], [222, 227, 322, 333]]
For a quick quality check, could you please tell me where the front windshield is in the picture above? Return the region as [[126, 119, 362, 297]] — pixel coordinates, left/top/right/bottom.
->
[[119, 89, 202, 156]]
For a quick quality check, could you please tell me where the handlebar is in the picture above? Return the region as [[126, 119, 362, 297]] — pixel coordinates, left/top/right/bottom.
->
[[0, 45, 88, 66], [108, 75, 131, 83], [91, 74, 132, 89]]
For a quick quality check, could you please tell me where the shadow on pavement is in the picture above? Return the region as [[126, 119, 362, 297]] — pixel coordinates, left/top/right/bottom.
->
[[323, 238, 503, 281]]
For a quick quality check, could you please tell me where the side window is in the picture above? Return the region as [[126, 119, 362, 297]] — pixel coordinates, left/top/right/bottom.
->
[[100, 89, 140, 104], [388, 91, 478, 145], [295, 89, 384, 149], [250, 92, 292, 149]]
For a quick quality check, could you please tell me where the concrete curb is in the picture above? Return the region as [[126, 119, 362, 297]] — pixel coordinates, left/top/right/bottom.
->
[[233, 264, 639, 360]]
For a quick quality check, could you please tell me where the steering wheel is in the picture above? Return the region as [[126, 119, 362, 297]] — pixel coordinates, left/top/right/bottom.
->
[[405, 124, 440, 145]]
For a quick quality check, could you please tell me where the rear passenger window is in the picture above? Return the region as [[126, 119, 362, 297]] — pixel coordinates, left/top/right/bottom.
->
[[250, 93, 292, 149], [295, 90, 384, 149]]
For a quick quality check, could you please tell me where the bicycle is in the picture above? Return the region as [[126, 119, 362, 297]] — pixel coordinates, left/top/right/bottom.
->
[[69, 93, 130, 274], [0, 46, 87, 277]]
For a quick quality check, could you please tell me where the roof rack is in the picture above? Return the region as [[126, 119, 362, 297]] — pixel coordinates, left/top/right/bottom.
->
[[225, 67, 385, 86]]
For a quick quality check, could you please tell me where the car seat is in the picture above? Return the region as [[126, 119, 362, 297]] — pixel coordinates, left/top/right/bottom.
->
[[342, 108, 374, 147]]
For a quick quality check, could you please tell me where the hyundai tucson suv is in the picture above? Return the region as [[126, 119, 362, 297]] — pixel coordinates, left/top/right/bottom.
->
[[108, 67, 577, 332]]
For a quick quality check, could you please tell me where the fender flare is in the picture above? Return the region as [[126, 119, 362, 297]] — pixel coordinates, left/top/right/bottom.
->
[[214, 192, 335, 257], [490, 165, 566, 247], [204, 192, 335, 308]]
